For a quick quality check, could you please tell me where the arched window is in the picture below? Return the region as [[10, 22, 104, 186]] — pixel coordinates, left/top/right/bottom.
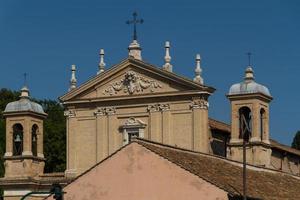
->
[[13, 124, 23, 156], [239, 106, 252, 142], [32, 124, 38, 156], [260, 108, 266, 141]]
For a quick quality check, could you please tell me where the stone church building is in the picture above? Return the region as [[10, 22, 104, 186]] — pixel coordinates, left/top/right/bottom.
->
[[1, 35, 300, 199]]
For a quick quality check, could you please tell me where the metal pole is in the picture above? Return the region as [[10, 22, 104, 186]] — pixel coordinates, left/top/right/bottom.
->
[[20, 183, 64, 200], [243, 139, 247, 200]]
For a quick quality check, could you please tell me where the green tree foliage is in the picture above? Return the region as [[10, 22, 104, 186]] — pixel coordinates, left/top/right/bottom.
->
[[292, 131, 300, 150], [37, 99, 66, 173], [0, 88, 66, 177], [0, 88, 20, 177]]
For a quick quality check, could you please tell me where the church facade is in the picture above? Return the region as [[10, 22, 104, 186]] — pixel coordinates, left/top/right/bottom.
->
[[1, 36, 300, 199], [60, 49, 214, 177]]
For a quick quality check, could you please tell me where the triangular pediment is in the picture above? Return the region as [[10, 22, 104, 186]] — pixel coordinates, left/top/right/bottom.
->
[[60, 58, 214, 102]]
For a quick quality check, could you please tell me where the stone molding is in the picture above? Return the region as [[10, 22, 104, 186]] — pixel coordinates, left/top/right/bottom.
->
[[190, 98, 209, 110], [64, 110, 76, 118], [147, 103, 170, 112], [103, 70, 162, 96], [94, 107, 116, 116]]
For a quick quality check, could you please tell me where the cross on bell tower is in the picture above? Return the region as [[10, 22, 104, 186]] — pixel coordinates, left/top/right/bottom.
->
[[127, 12, 144, 60]]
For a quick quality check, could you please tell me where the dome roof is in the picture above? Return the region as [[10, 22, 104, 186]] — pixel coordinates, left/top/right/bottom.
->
[[4, 86, 46, 115], [228, 67, 271, 97]]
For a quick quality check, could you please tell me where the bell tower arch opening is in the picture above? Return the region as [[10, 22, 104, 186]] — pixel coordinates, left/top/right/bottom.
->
[[239, 106, 252, 142], [260, 108, 266, 141], [32, 124, 39, 157], [12, 123, 23, 156]]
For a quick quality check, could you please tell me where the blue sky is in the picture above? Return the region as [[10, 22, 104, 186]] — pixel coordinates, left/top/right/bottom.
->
[[0, 0, 299, 145]]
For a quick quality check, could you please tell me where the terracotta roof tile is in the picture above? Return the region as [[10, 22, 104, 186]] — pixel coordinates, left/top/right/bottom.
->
[[136, 139, 300, 200]]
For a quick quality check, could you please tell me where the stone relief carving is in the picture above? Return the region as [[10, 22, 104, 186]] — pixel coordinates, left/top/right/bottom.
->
[[64, 110, 76, 118], [124, 117, 146, 127], [147, 103, 170, 112], [94, 107, 116, 116], [190, 98, 209, 110], [103, 71, 162, 96]]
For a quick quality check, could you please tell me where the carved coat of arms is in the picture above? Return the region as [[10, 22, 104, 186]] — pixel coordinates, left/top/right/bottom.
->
[[103, 71, 162, 95]]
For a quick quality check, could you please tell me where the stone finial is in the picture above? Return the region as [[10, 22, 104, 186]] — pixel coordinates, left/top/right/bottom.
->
[[69, 64, 77, 91], [162, 41, 172, 72], [128, 40, 142, 60], [193, 54, 203, 84], [20, 86, 30, 99], [98, 49, 106, 74], [244, 66, 254, 82]]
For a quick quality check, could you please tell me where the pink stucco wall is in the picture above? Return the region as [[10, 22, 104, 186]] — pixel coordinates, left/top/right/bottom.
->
[[47, 143, 228, 200]]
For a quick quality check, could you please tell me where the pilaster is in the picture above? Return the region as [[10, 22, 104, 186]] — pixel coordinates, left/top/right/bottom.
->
[[190, 97, 209, 153], [107, 107, 117, 155], [64, 110, 77, 178], [250, 102, 260, 142], [22, 118, 32, 156], [5, 120, 13, 156], [230, 104, 242, 143], [94, 108, 107, 162], [147, 103, 169, 143], [148, 105, 161, 143], [162, 109, 171, 144]]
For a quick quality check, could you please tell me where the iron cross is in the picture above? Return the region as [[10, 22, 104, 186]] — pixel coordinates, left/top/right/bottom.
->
[[126, 12, 144, 41], [23, 73, 27, 86], [246, 52, 252, 66]]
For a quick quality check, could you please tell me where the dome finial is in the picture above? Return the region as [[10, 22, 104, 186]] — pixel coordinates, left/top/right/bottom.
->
[[20, 73, 30, 98], [98, 49, 106, 74], [244, 66, 254, 82], [244, 52, 254, 82], [193, 54, 204, 84], [162, 41, 172, 72], [20, 86, 30, 99]]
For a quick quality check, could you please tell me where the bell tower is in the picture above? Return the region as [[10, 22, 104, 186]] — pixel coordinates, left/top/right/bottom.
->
[[3, 86, 47, 178], [227, 66, 273, 167]]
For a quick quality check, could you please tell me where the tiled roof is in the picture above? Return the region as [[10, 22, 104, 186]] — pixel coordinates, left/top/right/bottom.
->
[[136, 139, 300, 200], [209, 118, 231, 133], [209, 118, 300, 157]]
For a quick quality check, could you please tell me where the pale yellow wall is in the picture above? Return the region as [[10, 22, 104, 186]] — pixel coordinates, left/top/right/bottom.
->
[[65, 97, 210, 177]]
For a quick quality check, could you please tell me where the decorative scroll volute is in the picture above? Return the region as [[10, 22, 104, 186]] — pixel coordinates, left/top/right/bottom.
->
[[190, 98, 209, 110], [103, 71, 162, 96], [147, 103, 170, 112], [94, 107, 116, 116], [64, 110, 76, 118]]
